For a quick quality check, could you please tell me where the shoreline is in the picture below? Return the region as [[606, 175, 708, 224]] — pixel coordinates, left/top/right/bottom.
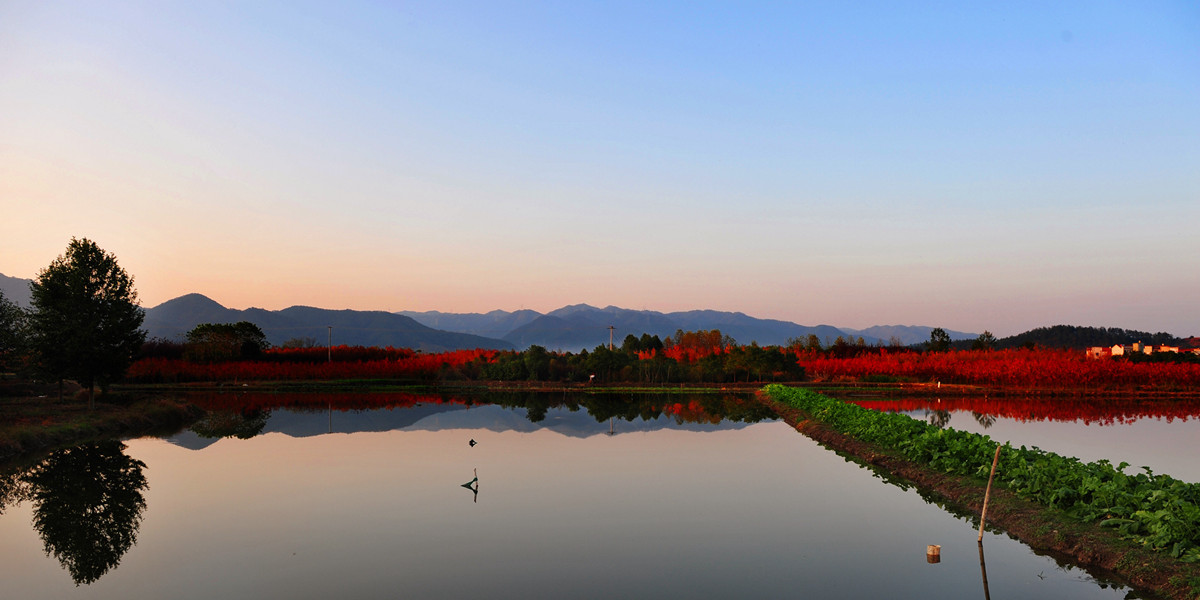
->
[[0, 393, 202, 466]]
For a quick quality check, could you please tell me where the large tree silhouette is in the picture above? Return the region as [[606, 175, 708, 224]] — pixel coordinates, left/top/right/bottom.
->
[[28, 238, 145, 406]]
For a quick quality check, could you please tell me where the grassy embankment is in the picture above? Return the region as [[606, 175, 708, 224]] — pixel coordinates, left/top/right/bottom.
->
[[0, 384, 200, 463], [762, 384, 1200, 600]]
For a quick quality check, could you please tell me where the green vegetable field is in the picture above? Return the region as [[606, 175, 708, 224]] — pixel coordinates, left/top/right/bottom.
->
[[763, 385, 1200, 563]]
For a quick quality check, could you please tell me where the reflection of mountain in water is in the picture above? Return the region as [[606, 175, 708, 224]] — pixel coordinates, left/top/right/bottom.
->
[[404, 405, 763, 437], [167, 404, 765, 449]]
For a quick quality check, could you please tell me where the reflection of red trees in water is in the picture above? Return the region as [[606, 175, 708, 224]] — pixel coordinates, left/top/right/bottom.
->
[[126, 347, 496, 383], [185, 392, 752, 426], [186, 391, 469, 413], [849, 397, 1200, 425], [662, 400, 721, 424], [796, 348, 1200, 390]]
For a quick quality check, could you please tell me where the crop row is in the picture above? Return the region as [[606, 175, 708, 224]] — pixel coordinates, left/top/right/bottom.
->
[[763, 384, 1200, 562]]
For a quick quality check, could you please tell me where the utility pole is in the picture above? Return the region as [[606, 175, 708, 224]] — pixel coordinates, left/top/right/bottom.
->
[[608, 325, 615, 350], [327, 326, 332, 362]]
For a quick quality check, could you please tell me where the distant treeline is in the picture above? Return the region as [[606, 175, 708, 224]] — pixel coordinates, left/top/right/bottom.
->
[[950, 325, 1184, 351], [130, 328, 810, 384]]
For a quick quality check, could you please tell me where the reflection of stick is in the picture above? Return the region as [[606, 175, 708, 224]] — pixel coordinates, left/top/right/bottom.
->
[[463, 469, 479, 487], [462, 468, 479, 504], [978, 444, 1002, 542], [978, 541, 991, 600]]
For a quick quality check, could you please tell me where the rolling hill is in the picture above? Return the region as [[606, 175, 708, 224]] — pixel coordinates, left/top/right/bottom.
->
[[143, 294, 514, 352], [0, 273, 31, 307]]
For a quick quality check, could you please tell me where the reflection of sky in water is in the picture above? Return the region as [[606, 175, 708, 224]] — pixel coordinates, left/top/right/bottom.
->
[[0, 406, 1132, 599], [897, 409, 1200, 483]]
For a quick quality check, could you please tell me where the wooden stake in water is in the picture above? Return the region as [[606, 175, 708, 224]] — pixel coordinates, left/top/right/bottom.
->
[[978, 444, 1002, 542]]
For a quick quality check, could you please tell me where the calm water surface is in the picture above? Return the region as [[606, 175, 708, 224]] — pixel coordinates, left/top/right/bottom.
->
[[0, 392, 1164, 599]]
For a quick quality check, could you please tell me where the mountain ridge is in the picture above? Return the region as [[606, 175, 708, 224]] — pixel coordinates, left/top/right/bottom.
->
[[142, 293, 514, 352], [1, 272, 998, 349]]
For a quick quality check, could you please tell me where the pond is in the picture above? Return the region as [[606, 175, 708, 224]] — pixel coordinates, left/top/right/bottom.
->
[[0, 391, 1175, 599]]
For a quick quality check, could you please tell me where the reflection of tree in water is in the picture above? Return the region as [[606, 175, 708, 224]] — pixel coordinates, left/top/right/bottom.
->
[[488, 392, 776, 426], [972, 412, 996, 429], [190, 408, 271, 439], [24, 441, 148, 585], [0, 466, 32, 515], [523, 396, 550, 423], [926, 409, 952, 429]]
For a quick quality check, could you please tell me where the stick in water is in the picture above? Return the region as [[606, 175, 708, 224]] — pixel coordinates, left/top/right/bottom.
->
[[978, 444, 1002, 542]]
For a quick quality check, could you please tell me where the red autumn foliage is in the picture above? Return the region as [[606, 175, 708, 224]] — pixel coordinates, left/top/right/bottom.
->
[[794, 348, 1200, 391], [660, 329, 730, 362], [125, 347, 497, 383], [263, 345, 416, 362]]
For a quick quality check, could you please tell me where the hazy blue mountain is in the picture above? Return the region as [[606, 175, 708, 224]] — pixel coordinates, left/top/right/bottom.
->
[[667, 309, 849, 346], [498, 304, 850, 351], [838, 325, 977, 346], [504, 305, 681, 351], [398, 309, 542, 339], [503, 314, 606, 350], [143, 294, 514, 351], [549, 304, 681, 337], [0, 273, 32, 307]]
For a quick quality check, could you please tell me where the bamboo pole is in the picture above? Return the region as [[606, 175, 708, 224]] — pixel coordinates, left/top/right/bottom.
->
[[978, 444, 1002, 542]]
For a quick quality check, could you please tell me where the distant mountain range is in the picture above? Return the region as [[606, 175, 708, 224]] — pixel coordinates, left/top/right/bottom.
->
[[401, 304, 859, 350], [1, 272, 978, 350], [143, 293, 513, 352], [401, 304, 978, 350]]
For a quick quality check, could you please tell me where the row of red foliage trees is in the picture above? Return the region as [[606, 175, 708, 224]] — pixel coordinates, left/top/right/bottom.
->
[[125, 346, 495, 383], [124, 344, 1200, 391], [793, 348, 1200, 390]]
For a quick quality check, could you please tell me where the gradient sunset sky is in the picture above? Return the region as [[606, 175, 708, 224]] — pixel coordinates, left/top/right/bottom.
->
[[2, 2, 1197, 337]]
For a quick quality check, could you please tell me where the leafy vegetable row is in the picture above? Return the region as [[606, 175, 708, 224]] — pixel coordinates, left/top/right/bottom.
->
[[763, 384, 1200, 562]]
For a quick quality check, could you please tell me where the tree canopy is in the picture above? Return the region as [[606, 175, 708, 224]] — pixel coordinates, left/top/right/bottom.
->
[[927, 327, 952, 352], [184, 321, 270, 362], [28, 238, 145, 404], [972, 330, 997, 350], [0, 290, 25, 373]]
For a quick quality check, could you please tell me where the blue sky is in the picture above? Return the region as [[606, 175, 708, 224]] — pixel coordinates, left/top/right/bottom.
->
[[2, 1, 1197, 337]]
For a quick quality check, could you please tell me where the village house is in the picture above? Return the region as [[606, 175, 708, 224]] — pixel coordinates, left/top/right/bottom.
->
[[1087, 342, 1193, 358]]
